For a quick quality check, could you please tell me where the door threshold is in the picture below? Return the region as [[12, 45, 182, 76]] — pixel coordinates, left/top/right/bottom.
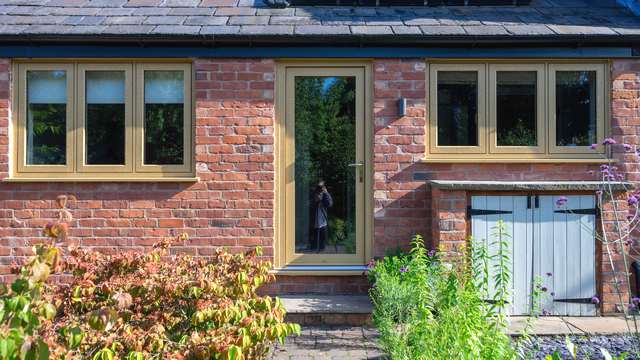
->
[[272, 265, 367, 276]]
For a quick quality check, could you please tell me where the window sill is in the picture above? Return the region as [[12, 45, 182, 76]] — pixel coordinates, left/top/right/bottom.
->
[[420, 158, 613, 164], [4, 176, 200, 183]]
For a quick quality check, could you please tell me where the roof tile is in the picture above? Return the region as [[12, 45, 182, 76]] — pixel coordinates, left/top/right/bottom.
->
[[350, 25, 393, 35], [152, 25, 201, 34], [0, 0, 635, 40], [200, 24, 240, 34], [419, 25, 466, 35], [294, 24, 350, 35], [239, 24, 292, 34], [228, 15, 268, 25], [184, 15, 228, 25]]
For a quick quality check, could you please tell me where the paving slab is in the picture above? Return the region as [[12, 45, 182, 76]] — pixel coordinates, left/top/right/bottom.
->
[[509, 316, 638, 336], [562, 316, 633, 335], [281, 295, 373, 314], [508, 316, 581, 336]]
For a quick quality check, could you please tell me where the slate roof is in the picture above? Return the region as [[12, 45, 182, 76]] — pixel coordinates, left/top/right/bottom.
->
[[0, 0, 638, 43]]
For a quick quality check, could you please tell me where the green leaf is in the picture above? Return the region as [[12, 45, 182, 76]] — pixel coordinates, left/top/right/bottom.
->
[[23, 339, 49, 360], [227, 345, 242, 360], [93, 348, 115, 360], [39, 303, 56, 321], [11, 279, 29, 294]]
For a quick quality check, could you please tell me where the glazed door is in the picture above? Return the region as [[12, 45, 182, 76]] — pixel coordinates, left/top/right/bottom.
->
[[284, 67, 366, 265]]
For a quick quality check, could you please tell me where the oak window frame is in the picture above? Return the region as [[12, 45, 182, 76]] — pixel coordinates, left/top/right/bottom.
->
[[425, 61, 609, 162], [11, 61, 195, 181]]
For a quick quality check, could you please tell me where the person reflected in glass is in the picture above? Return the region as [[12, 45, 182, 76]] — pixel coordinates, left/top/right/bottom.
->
[[310, 180, 333, 252]]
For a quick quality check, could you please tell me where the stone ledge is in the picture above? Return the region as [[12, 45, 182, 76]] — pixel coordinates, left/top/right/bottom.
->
[[281, 295, 372, 314], [428, 180, 631, 192], [281, 295, 373, 326]]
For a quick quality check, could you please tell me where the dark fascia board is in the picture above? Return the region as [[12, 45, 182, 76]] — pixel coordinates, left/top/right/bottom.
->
[[1, 33, 640, 46], [0, 44, 633, 59], [0, 34, 636, 58]]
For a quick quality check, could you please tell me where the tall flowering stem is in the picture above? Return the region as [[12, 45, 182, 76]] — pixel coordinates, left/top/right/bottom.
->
[[589, 138, 640, 335]]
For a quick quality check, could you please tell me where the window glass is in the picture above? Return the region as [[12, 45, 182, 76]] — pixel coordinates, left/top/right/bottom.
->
[[26, 70, 67, 165], [143, 70, 184, 165], [556, 71, 597, 147], [86, 71, 125, 165], [437, 71, 478, 146], [294, 76, 357, 254], [496, 71, 537, 147]]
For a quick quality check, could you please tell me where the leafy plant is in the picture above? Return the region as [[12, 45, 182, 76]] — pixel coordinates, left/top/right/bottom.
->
[[368, 232, 516, 360], [0, 195, 70, 360], [1, 195, 300, 359]]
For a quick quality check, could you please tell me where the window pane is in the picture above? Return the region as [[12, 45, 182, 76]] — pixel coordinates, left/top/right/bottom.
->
[[26, 70, 67, 165], [556, 71, 597, 147], [496, 71, 537, 147], [86, 71, 125, 165], [294, 76, 357, 254], [437, 71, 478, 146], [144, 70, 184, 165]]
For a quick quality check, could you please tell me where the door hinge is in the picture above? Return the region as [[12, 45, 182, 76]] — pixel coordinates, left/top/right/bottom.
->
[[554, 208, 597, 215], [467, 206, 513, 219], [553, 297, 595, 304], [526, 195, 540, 209]]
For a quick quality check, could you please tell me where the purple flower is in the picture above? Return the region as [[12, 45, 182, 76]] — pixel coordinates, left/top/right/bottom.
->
[[629, 196, 638, 206], [427, 249, 436, 257], [629, 303, 637, 312], [546, 272, 553, 277], [399, 266, 408, 274], [541, 287, 548, 292], [591, 296, 600, 305], [603, 138, 617, 146], [590, 143, 599, 150], [625, 144, 634, 152], [542, 309, 551, 316], [556, 196, 568, 206], [632, 297, 640, 305], [367, 259, 375, 269]]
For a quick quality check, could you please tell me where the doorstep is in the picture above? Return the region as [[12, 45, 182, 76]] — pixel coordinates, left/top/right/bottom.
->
[[508, 316, 632, 336], [280, 295, 373, 326]]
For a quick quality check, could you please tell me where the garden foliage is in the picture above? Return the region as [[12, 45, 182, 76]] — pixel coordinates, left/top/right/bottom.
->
[[0, 195, 299, 359], [368, 228, 517, 360]]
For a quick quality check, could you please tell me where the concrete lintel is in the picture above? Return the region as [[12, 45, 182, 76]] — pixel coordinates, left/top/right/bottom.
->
[[428, 180, 630, 192]]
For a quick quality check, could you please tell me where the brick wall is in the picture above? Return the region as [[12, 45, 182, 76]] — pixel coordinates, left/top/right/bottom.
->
[[0, 58, 638, 311], [0, 59, 277, 278]]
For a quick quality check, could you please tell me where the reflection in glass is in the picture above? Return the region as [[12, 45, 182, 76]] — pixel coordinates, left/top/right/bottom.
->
[[294, 76, 356, 254], [556, 71, 597, 147], [144, 70, 184, 165], [86, 71, 125, 165], [496, 71, 537, 147], [437, 71, 478, 146], [26, 70, 67, 165]]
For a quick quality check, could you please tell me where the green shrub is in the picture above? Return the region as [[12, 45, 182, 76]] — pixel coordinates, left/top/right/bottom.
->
[[369, 225, 517, 360]]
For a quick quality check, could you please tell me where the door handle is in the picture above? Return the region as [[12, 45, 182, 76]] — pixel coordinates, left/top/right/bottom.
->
[[348, 161, 364, 182]]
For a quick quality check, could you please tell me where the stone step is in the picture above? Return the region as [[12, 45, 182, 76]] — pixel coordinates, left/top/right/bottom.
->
[[280, 295, 373, 326]]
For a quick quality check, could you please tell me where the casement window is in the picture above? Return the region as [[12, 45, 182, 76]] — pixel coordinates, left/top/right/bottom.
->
[[13, 62, 193, 180], [427, 62, 607, 161]]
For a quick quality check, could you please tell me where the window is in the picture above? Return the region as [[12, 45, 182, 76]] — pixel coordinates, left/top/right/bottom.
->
[[427, 62, 607, 161], [429, 64, 486, 154], [14, 62, 193, 179]]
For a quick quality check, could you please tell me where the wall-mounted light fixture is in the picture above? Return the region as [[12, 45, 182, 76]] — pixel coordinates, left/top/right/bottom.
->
[[398, 98, 407, 117]]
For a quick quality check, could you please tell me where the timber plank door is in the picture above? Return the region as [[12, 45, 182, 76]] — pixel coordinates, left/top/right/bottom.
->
[[470, 195, 596, 316]]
